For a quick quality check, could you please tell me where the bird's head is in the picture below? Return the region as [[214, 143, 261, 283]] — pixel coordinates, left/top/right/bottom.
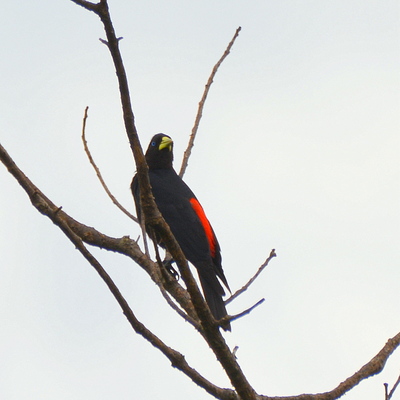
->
[[145, 133, 174, 169]]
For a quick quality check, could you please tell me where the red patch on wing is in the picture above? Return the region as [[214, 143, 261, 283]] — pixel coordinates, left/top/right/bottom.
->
[[189, 198, 216, 257]]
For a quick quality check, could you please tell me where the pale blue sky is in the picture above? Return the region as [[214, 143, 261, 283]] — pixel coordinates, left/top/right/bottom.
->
[[1, 1, 399, 399]]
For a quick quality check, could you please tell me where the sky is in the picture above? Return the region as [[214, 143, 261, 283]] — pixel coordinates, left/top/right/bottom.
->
[[0, 1, 399, 399]]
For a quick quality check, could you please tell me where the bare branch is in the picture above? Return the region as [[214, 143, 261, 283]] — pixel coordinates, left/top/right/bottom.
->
[[0, 141, 238, 399], [71, 0, 218, 340], [390, 376, 400, 399], [179, 26, 242, 178], [140, 213, 151, 257], [221, 299, 265, 327], [70, 0, 104, 13], [81, 106, 138, 222], [151, 236, 201, 329], [385, 373, 400, 400], [0, 141, 199, 325], [259, 331, 400, 400], [159, 285, 200, 329], [70, 4, 258, 397], [226, 249, 276, 305], [50, 207, 235, 400]]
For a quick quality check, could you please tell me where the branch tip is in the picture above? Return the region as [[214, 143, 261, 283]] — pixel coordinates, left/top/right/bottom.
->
[[80, 107, 138, 222], [225, 249, 276, 305], [179, 26, 241, 178], [99, 38, 109, 47]]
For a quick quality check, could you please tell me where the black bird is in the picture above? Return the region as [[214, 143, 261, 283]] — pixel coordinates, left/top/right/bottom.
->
[[131, 134, 230, 329]]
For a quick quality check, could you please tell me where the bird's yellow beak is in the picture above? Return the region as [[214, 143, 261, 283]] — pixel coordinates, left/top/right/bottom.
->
[[159, 136, 173, 151]]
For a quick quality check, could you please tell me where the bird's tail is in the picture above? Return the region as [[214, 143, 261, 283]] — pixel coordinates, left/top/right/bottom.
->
[[198, 273, 231, 331]]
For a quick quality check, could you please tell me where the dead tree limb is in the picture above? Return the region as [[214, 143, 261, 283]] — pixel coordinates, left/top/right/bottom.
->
[[384, 373, 400, 400], [179, 26, 242, 178], [226, 249, 276, 305], [69, 2, 259, 399], [81, 106, 138, 222], [0, 141, 240, 399], [259, 331, 400, 400]]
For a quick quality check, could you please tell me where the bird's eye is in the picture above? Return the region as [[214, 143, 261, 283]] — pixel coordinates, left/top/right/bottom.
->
[[151, 141, 156, 147]]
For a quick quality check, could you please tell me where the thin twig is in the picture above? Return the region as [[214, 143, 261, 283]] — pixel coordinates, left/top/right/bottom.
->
[[70, 0, 101, 13], [384, 383, 389, 400], [225, 249, 276, 305], [81, 106, 138, 222], [140, 214, 150, 257], [385, 374, 400, 400], [259, 332, 400, 400], [223, 298, 265, 325], [151, 236, 199, 328], [179, 26, 241, 178], [159, 286, 200, 329]]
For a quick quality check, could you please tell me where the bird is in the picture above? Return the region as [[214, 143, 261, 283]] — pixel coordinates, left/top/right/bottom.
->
[[131, 133, 230, 329]]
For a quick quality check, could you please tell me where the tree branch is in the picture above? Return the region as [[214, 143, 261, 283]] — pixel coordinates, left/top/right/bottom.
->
[[226, 249, 276, 305], [81, 106, 138, 222], [0, 141, 199, 325], [151, 235, 201, 329], [259, 331, 400, 400], [69, 3, 259, 398], [50, 202, 236, 400], [385, 373, 400, 400], [179, 26, 241, 178], [226, 299, 265, 324], [70, 0, 102, 13], [71, 0, 221, 341], [0, 140, 239, 399]]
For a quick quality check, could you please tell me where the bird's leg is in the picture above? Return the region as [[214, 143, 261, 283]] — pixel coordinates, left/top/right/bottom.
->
[[162, 250, 179, 280], [148, 228, 180, 281]]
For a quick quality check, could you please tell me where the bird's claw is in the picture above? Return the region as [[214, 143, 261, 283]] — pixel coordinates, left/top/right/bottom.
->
[[163, 257, 179, 281]]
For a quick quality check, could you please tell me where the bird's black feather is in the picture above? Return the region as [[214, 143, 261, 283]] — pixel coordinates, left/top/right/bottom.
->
[[132, 134, 230, 329]]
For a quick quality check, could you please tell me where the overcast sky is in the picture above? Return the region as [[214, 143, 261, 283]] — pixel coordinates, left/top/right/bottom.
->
[[1, 1, 399, 399]]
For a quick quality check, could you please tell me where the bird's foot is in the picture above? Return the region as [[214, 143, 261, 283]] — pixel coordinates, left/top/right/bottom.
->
[[162, 257, 179, 281]]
